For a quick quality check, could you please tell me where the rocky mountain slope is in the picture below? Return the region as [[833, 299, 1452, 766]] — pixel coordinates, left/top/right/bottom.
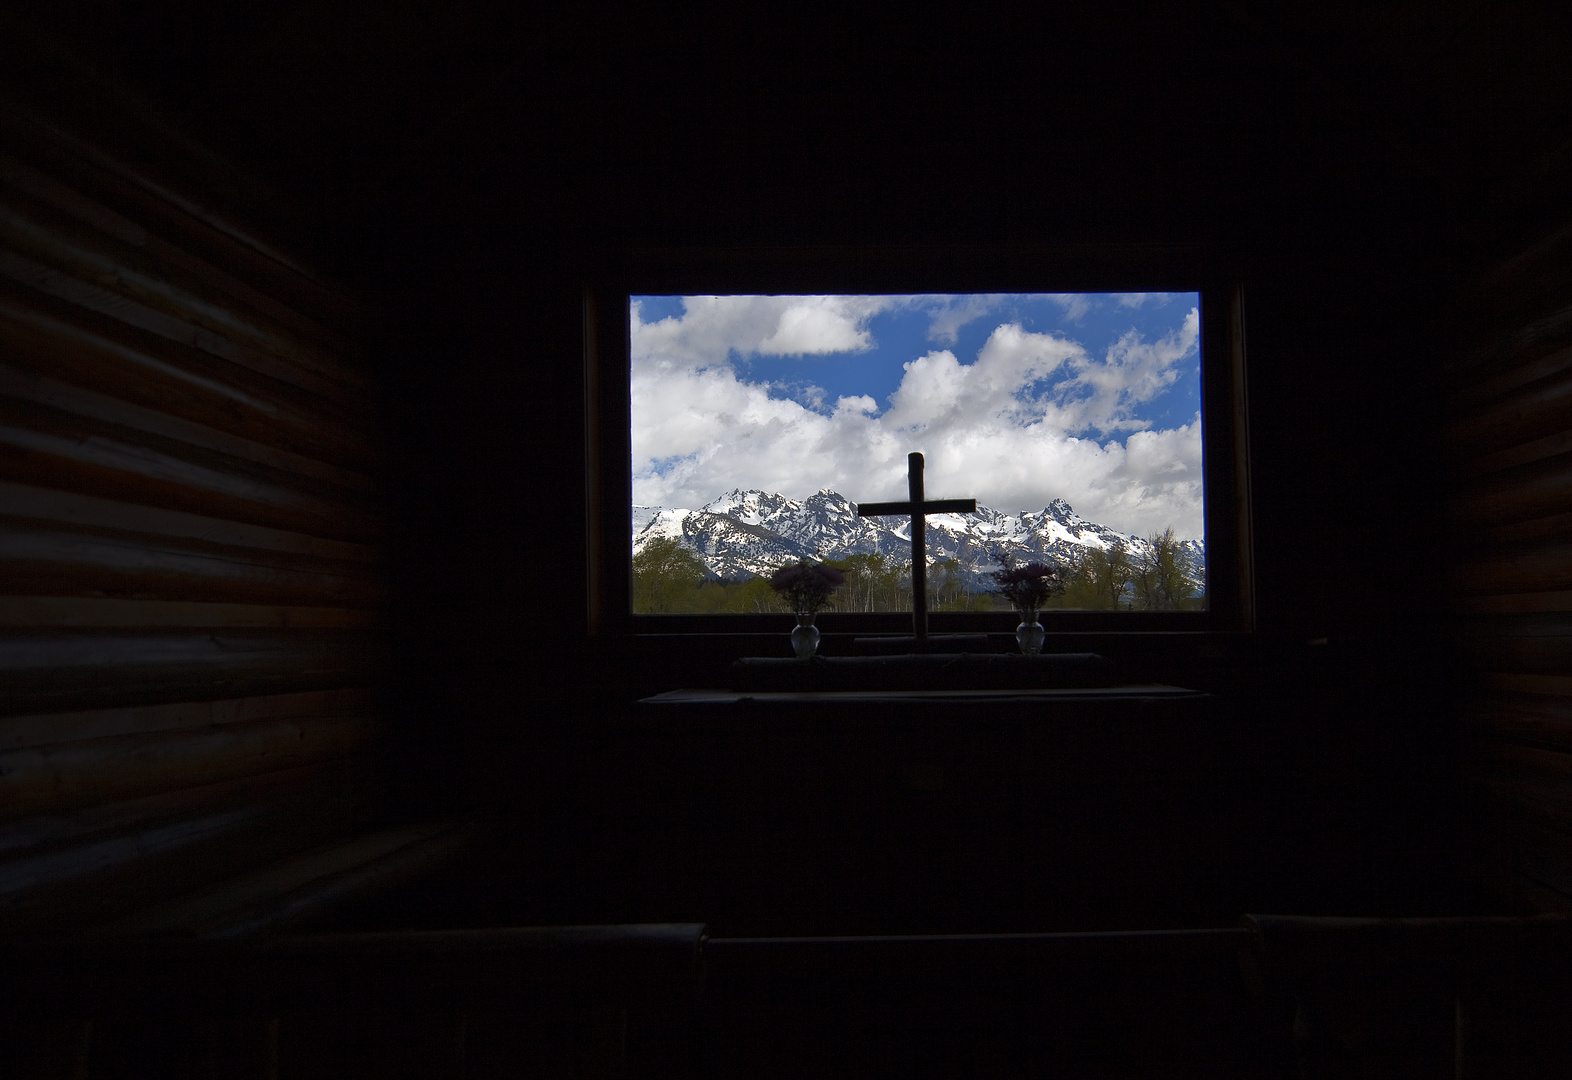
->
[[633, 488, 1205, 593]]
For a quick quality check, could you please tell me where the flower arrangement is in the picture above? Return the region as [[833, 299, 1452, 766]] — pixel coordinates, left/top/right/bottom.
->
[[989, 558, 1064, 614], [769, 559, 845, 614]]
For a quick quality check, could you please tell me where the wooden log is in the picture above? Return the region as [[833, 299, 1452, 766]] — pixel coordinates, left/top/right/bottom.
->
[[0, 629, 381, 715], [1475, 775, 1572, 834], [1468, 647, 1572, 681], [1458, 615, 1572, 676], [1469, 225, 1572, 316], [0, 598, 376, 630], [1451, 342, 1572, 412], [1477, 862, 1572, 915], [1454, 256, 1572, 372], [0, 185, 363, 391], [0, 388, 369, 512], [1457, 591, 1572, 615], [0, 287, 377, 470], [0, 100, 324, 278], [0, 401, 381, 543], [0, 800, 278, 904], [1477, 815, 1572, 900], [1485, 673, 1572, 698], [0, 299, 374, 470], [112, 822, 472, 938], [1448, 369, 1572, 458], [0, 710, 376, 820], [0, 105, 374, 340], [0, 150, 357, 357], [1456, 544, 1572, 596], [0, 766, 377, 932], [1456, 427, 1572, 480], [1452, 456, 1572, 526], [0, 520, 384, 607], [0, 760, 339, 859], [1471, 510, 1572, 550], [1, 687, 373, 752], [0, 242, 361, 409], [1462, 692, 1572, 750], [0, 482, 378, 563], [0, 101, 373, 321], [0, 361, 373, 492], [1451, 233, 1572, 372], [1466, 611, 1572, 637], [1479, 738, 1572, 782], [1475, 775, 1572, 837]]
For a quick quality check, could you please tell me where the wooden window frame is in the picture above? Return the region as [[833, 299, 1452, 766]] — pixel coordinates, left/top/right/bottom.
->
[[584, 247, 1254, 643]]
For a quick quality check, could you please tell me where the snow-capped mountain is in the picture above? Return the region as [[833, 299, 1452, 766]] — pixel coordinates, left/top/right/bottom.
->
[[633, 488, 1205, 592]]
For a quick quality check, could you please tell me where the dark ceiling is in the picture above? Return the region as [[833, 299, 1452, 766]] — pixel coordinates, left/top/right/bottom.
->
[[8, 1, 1571, 285]]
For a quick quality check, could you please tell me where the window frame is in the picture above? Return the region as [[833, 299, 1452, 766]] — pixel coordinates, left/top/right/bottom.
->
[[584, 247, 1253, 641]]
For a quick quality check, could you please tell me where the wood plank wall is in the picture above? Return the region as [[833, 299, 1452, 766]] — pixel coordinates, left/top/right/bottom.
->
[[0, 102, 386, 934], [1449, 224, 1572, 912]]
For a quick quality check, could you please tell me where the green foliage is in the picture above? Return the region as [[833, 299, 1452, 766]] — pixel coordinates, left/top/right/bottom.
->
[[820, 552, 912, 612], [1130, 527, 1202, 611], [933, 557, 1006, 611], [632, 537, 792, 614], [1048, 541, 1134, 610], [729, 576, 784, 613], [630, 533, 1202, 615], [631, 536, 708, 613], [1044, 531, 1203, 611], [688, 576, 785, 613]]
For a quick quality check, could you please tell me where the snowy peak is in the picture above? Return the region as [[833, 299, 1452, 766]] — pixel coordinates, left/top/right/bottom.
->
[[634, 488, 1205, 590], [699, 488, 799, 526]]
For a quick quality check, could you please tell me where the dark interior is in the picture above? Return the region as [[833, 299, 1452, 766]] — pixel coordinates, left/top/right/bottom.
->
[[2, 3, 1570, 1076]]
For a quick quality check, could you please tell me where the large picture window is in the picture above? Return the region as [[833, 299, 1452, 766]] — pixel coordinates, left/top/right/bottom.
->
[[584, 256, 1252, 639], [629, 292, 1207, 616]]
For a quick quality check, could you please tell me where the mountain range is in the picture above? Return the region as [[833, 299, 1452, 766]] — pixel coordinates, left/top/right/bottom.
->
[[633, 488, 1206, 593]]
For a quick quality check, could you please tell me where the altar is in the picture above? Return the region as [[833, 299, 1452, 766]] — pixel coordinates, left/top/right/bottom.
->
[[643, 683, 1202, 705], [628, 675, 1222, 938]]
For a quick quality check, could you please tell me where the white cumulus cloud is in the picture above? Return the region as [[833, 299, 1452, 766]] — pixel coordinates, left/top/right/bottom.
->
[[632, 295, 900, 363], [630, 298, 1205, 539], [1114, 292, 1173, 309], [917, 293, 1009, 345]]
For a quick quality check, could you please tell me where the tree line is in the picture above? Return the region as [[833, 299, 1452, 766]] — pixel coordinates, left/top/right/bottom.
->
[[631, 530, 1202, 615]]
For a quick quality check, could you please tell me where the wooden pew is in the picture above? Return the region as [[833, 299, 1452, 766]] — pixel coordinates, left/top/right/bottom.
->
[[3, 924, 706, 1079], [7, 917, 1570, 1078], [1243, 913, 1572, 1078]]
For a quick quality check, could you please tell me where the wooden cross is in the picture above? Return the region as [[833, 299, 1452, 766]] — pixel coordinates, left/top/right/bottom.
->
[[855, 451, 977, 650]]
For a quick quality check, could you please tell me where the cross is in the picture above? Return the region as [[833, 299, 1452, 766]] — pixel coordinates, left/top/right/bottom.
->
[[855, 451, 977, 651]]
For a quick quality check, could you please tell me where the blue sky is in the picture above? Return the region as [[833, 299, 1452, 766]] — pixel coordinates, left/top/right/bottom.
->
[[630, 293, 1205, 538]]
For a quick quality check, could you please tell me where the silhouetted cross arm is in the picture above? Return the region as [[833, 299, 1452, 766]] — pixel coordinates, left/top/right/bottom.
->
[[855, 451, 977, 651]]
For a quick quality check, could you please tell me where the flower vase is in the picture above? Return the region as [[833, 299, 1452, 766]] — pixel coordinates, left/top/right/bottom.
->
[[1015, 610, 1045, 655], [791, 612, 820, 660]]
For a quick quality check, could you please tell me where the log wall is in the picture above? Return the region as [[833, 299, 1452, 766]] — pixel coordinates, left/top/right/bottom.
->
[[0, 101, 385, 934], [1449, 225, 1572, 911]]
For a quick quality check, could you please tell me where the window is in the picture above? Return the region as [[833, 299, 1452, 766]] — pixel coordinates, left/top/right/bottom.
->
[[585, 253, 1252, 638]]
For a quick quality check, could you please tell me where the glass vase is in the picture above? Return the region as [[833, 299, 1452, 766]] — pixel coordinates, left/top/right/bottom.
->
[[791, 612, 820, 659], [1015, 610, 1045, 655]]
